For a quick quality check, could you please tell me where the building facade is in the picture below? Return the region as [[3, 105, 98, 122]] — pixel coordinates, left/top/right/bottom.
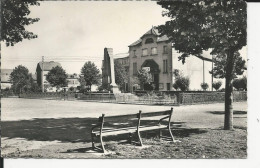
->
[[36, 61, 62, 92], [67, 73, 80, 89], [128, 27, 213, 92], [1, 69, 13, 90]]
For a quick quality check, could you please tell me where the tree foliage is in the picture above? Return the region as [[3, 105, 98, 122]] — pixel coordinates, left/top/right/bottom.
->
[[210, 51, 246, 79], [80, 61, 101, 90], [233, 76, 247, 91], [173, 70, 190, 91], [201, 82, 209, 91], [10, 65, 31, 93], [212, 81, 222, 91], [157, 0, 246, 130], [114, 61, 128, 91], [46, 66, 68, 89], [137, 69, 153, 90], [1, 0, 40, 46]]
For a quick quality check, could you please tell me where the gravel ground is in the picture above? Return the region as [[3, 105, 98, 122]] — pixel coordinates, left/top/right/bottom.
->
[[1, 98, 247, 158]]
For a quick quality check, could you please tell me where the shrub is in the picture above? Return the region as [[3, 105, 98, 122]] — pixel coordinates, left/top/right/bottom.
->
[[201, 82, 209, 91], [233, 76, 247, 91], [174, 76, 190, 91], [212, 81, 222, 91]]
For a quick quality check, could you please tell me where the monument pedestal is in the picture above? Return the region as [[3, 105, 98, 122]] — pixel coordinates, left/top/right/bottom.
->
[[111, 83, 120, 93]]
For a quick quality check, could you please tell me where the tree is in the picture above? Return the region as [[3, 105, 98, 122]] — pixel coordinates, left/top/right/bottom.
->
[[80, 61, 101, 91], [137, 69, 153, 91], [10, 65, 31, 94], [1, 0, 40, 46], [201, 82, 209, 91], [210, 51, 246, 79], [212, 81, 222, 91], [46, 66, 68, 90], [233, 76, 247, 91], [114, 61, 128, 91], [157, 0, 246, 130], [173, 69, 190, 91]]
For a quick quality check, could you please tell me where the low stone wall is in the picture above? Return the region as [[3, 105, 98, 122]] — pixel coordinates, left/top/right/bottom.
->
[[177, 91, 247, 105], [78, 93, 116, 102], [19, 92, 76, 100], [18, 91, 247, 105]]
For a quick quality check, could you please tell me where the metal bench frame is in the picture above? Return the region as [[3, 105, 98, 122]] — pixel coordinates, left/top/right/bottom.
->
[[91, 108, 175, 153]]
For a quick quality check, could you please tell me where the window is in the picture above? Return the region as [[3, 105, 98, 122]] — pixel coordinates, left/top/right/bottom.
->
[[145, 38, 154, 44], [133, 50, 137, 57], [142, 48, 148, 56], [163, 46, 168, 54], [163, 60, 168, 73], [151, 47, 157, 55], [133, 62, 137, 75]]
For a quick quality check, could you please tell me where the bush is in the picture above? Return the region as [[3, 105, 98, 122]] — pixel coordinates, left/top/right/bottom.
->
[[233, 76, 247, 91], [212, 81, 222, 91], [174, 76, 190, 91], [201, 83, 209, 91]]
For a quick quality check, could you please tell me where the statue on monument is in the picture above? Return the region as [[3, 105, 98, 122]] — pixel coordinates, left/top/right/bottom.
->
[[102, 48, 121, 93]]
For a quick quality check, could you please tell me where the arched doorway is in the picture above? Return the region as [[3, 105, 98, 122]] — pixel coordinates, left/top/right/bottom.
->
[[141, 59, 160, 91]]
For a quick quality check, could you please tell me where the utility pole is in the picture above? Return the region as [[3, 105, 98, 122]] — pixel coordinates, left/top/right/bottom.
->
[[41, 56, 44, 92], [203, 59, 205, 84], [212, 55, 214, 91]]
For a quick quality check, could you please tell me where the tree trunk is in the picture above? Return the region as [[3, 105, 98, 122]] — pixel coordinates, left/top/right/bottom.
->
[[224, 49, 236, 130]]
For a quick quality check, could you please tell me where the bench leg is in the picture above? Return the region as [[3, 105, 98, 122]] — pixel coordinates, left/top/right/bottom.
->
[[100, 135, 106, 153], [128, 133, 132, 144], [159, 129, 162, 140], [137, 131, 143, 146], [91, 133, 95, 150], [168, 127, 175, 142]]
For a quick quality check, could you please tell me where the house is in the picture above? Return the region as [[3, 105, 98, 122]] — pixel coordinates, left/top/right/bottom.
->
[[127, 26, 213, 92], [67, 73, 80, 89], [1, 69, 13, 90], [114, 54, 130, 92], [36, 61, 61, 92]]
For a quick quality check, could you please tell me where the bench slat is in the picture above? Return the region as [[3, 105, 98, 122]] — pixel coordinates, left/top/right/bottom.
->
[[93, 125, 168, 136]]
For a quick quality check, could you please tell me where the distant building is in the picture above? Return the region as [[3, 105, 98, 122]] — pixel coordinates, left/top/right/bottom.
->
[[36, 61, 61, 92], [114, 55, 130, 92], [1, 69, 13, 89], [67, 73, 80, 89]]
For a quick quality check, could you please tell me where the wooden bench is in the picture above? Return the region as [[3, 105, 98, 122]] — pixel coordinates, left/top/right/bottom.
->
[[91, 108, 178, 153]]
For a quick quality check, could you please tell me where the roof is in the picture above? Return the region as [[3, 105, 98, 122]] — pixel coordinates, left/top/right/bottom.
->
[[67, 73, 79, 79], [113, 53, 129, 59], [1, 69, 13, 83], [37, 61, 61, 71], [129, 27, 169, 47]]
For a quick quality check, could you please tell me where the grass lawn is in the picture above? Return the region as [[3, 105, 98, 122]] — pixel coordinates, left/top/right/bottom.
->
[[104, 127, 247, 159]]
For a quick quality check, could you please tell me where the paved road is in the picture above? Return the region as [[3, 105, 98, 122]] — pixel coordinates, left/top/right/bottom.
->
[[2, 98, 247, 129]]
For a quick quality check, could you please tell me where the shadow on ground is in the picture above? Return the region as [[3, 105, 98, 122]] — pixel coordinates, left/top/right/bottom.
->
[[207, 110, 247, 115], [1, 115, 207, 144]]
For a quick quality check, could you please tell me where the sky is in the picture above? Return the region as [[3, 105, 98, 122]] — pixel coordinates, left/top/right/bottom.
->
[[1, 1, 247, 75], [1, 1, 170, 74]]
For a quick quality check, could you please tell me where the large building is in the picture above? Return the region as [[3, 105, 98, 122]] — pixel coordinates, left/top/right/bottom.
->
[[36, 61, 61, 92], [120, 27, 213, 92]]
